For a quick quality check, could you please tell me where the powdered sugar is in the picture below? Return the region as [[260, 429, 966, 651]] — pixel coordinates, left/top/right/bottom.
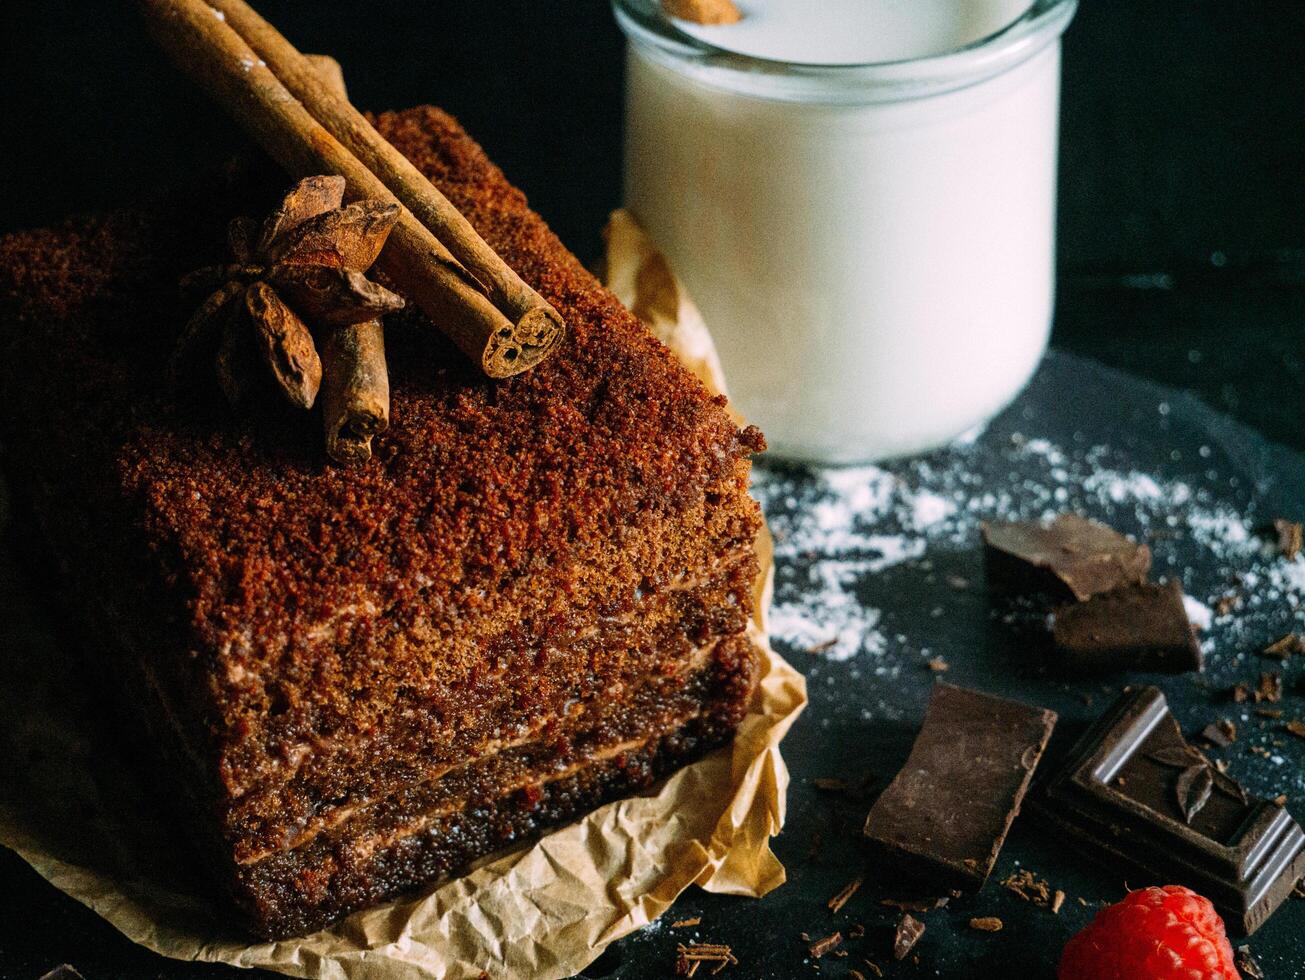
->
[[752, 426, 1305, 670]]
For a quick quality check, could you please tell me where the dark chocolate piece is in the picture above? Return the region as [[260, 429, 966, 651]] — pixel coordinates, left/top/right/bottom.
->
[[892, 914, 925, 960], [982, 514, 1151, 602], [1051, 580, 1202, 674], [1038, 686, 1305, 935], [862, 684, 1057, 892]]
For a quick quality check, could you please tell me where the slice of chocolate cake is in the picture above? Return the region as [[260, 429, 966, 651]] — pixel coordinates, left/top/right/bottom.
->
[[0, 106, 765, 938]]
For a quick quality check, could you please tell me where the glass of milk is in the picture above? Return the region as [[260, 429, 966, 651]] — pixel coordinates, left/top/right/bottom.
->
[[614, 0, 1078, 464]]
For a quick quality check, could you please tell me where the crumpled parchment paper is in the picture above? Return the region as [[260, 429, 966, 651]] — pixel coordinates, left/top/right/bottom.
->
[[0, 209, 805, 980]]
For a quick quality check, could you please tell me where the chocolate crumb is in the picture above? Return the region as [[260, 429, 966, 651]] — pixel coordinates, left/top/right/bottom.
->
[[848, 923, 865, 939], [808, 932, 842, 959], [1256, 672, 1284, 703], [812, 777, 850, 793], [926, 657, 949, 673], [1286, 720, 1305, 740], [862, 961, 884, 978], [1236, 944, 1266, 979], [969, 917, 1003, 932], [893, 914, 926, 961], [672, 917, 701, 929], [849, 971, 867, 980], [827, 876, 863, 913], [1256, 708, 1284, 720], [1051, 890, 1066, 914], [1275, 518, 1303, 561], [1002, 868, 1053, 906], [1232, 684, 1252, 703], [1274, 794, 1288, 807]]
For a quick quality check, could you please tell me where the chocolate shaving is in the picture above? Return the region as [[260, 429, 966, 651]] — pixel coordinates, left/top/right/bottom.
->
[[808, 932, 842, 959], [1176, 763, 1214, 824], [892, 914, 925, 961], [862, 962, 885, 978], [1051, 889, 1066, 914], [827, 876, 863, 913], [671, 917, 701, 929], [676, 943, 737, 976], [1275, 518, 1303, 561], [1233, 683, 1252, 703], [1285, 720, 1305, 740], [1263, 633, 1303, 658], [969, 917, 1003, 932]]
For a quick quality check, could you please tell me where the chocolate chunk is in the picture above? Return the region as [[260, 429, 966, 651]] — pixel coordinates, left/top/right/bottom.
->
[[863, 684, 1057, 892], [982, 514, 1151, 602], [892, 914, 925, 960], [1037, 687, 1305, 934], [1051, 580, 1202, 674]]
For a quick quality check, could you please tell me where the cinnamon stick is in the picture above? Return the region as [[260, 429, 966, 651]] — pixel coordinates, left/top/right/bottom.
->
[[321, 320, 389, 466], [137, 0, 547, 378], [207, 0, 565, 375], [311, 55, 390, 467]]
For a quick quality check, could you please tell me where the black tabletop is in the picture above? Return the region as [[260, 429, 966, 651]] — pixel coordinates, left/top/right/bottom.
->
[[2, 2, 1304, 978]]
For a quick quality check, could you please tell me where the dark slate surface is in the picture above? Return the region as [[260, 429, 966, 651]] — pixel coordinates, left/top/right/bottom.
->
[[2, 350, 1303, 979]]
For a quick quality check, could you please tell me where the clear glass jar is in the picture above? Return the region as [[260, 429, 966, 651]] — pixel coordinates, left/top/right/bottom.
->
[[614, 0, 1078, 464]]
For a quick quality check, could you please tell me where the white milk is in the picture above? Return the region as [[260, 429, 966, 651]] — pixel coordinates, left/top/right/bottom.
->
[[617, 0, 1077, 463]]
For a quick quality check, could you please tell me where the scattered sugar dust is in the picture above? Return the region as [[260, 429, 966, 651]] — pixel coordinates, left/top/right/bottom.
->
[[751, 428, 1304, 669]]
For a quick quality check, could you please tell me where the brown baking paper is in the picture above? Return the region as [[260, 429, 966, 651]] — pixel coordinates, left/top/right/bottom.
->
[[0, 209, 805, 980]]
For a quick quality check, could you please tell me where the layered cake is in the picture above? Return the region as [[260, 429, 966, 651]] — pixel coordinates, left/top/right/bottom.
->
[[0, 106, 765, 938]]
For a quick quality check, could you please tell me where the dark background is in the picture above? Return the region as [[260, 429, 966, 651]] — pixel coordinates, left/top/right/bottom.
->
[[1, 2, 1303, 978], [1, 0, 1303, 451]]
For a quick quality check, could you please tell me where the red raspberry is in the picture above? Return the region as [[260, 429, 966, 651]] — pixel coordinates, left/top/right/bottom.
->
[[1058, 885, 1239, 980]]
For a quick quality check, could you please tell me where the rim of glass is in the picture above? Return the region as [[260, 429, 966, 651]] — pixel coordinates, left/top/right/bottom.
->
[[612, 0, 1078, 103]]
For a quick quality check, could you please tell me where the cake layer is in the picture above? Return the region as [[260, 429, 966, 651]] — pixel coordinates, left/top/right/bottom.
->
[[224, 557, 755, 861], [236, 634, 757, 938]]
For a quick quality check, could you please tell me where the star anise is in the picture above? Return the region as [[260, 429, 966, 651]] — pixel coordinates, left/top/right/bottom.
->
[[176, 175, 404, 410]]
